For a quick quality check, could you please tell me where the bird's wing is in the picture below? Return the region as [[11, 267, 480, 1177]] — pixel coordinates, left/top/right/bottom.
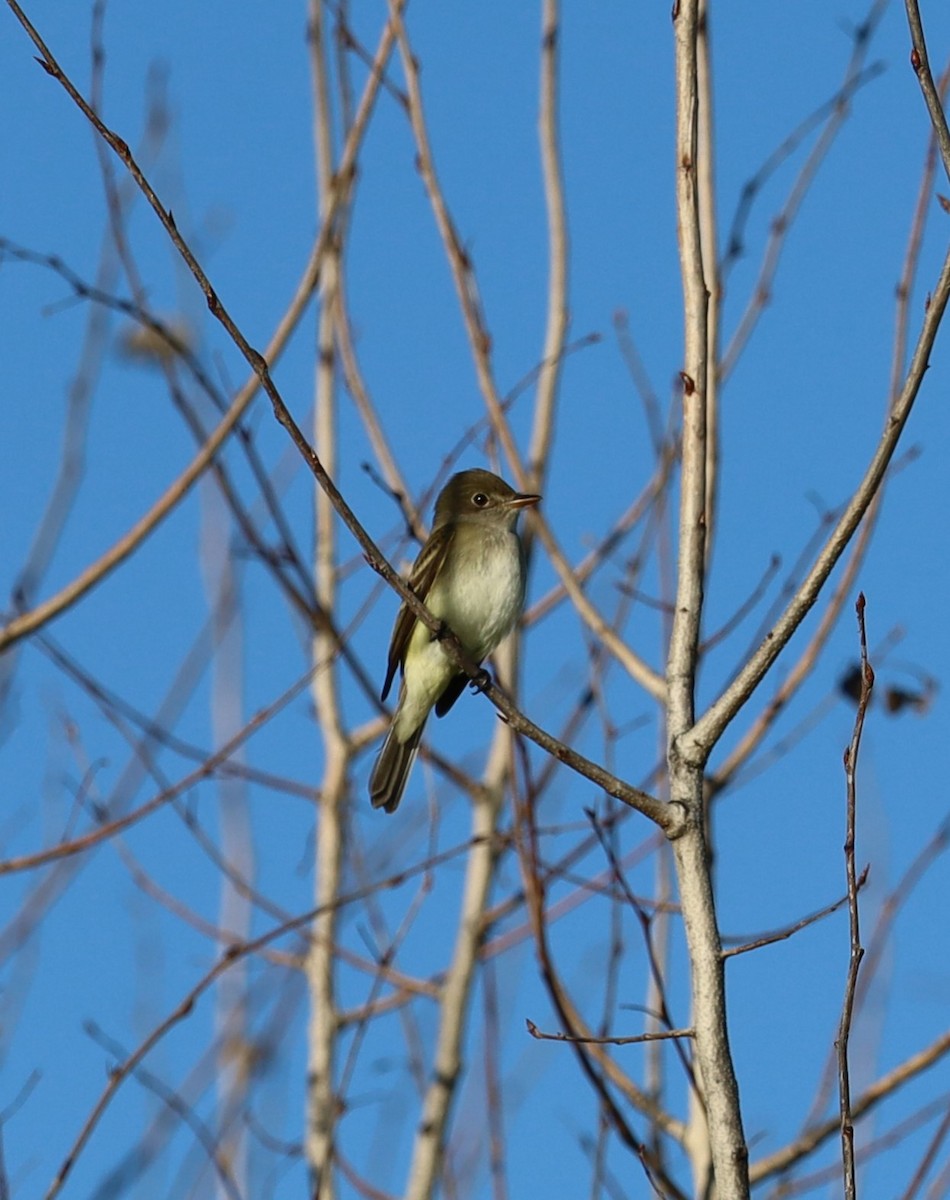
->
[[380, 524, 456, 702], [434, 673, 468, 718]]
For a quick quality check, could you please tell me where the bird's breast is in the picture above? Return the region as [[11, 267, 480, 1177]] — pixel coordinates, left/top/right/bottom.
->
[[429, 530, 525, 661]]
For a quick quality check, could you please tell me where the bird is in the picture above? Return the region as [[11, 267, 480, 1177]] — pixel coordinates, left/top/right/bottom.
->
[[369, 468, 541, 813]]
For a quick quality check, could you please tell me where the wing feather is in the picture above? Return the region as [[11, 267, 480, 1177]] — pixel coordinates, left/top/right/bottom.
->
[[380, 525, 456, 701]]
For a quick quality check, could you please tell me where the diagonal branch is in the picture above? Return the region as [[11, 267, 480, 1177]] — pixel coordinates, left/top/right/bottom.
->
[[0, 0, 398, 655], [686, 234, 950, 764], [905, 0, 950, 179]]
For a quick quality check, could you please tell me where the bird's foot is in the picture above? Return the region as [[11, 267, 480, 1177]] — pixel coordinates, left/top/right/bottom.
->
[[469, 668, 492, 695]]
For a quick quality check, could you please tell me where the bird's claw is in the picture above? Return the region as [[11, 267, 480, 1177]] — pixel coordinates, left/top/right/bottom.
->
[[469, 668, 492, 695]]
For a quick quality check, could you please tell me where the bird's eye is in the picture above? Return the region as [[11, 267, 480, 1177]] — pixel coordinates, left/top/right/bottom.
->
[[472, 492, 489, 507]]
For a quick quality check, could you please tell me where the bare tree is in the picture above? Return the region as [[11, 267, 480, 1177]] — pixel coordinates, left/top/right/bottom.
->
[[2, 2, 949, 1198]]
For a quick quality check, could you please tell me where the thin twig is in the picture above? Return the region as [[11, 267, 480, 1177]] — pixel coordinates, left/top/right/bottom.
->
[[526, 1020, 694, 1047], [723, 867, 868, 958], [688, 231, 950, 761], [0, 666, 318, 878], [512, 763, 689, 1193], [1, 0, 396, 655], [836, 593, 873, 1199], [905, 0, 950, 180], [720, 3, 888, 380]]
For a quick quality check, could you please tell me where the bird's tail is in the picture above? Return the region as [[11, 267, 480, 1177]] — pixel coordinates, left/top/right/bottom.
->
[[369, 720, 425, 813]]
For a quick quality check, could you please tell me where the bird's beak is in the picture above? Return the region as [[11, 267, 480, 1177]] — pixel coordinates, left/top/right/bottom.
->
[[507, 492, 542, 510]]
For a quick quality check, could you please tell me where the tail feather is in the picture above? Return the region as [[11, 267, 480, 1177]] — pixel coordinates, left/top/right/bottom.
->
[[369, 721, 425, 813]]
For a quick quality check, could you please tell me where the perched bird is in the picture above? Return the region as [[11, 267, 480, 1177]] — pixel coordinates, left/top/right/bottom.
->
[[369, 469, 541, 813]]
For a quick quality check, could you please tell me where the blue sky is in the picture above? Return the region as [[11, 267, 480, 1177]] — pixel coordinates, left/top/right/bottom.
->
[[2, 2, 950, 1197]]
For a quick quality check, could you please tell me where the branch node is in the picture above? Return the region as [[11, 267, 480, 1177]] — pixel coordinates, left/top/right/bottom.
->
[[663, 801, 692, 841]]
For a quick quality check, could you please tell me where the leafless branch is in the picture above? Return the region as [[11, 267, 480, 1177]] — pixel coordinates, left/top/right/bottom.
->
[[723, 867, 869, 959], [836, 593, 873, 1199], [526, 1020, 694, 1047]]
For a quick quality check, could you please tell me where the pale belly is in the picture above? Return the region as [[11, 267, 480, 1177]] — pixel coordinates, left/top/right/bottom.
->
[[429, 528, 525, 660], [394, 528, 525, 738]]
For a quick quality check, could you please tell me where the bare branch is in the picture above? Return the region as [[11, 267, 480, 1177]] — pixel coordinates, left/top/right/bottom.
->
[[668, 2, 748, 1195], [723, 867, 869, 959], [905, 0, 950, 179], [836, 593, 873, 1199], [1, 0, 398, 654], [688, 236, 950, 762], [751, 1031, 950, 1183], [528, 0, 569, 487], [526, 1020, 694, 1047]]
